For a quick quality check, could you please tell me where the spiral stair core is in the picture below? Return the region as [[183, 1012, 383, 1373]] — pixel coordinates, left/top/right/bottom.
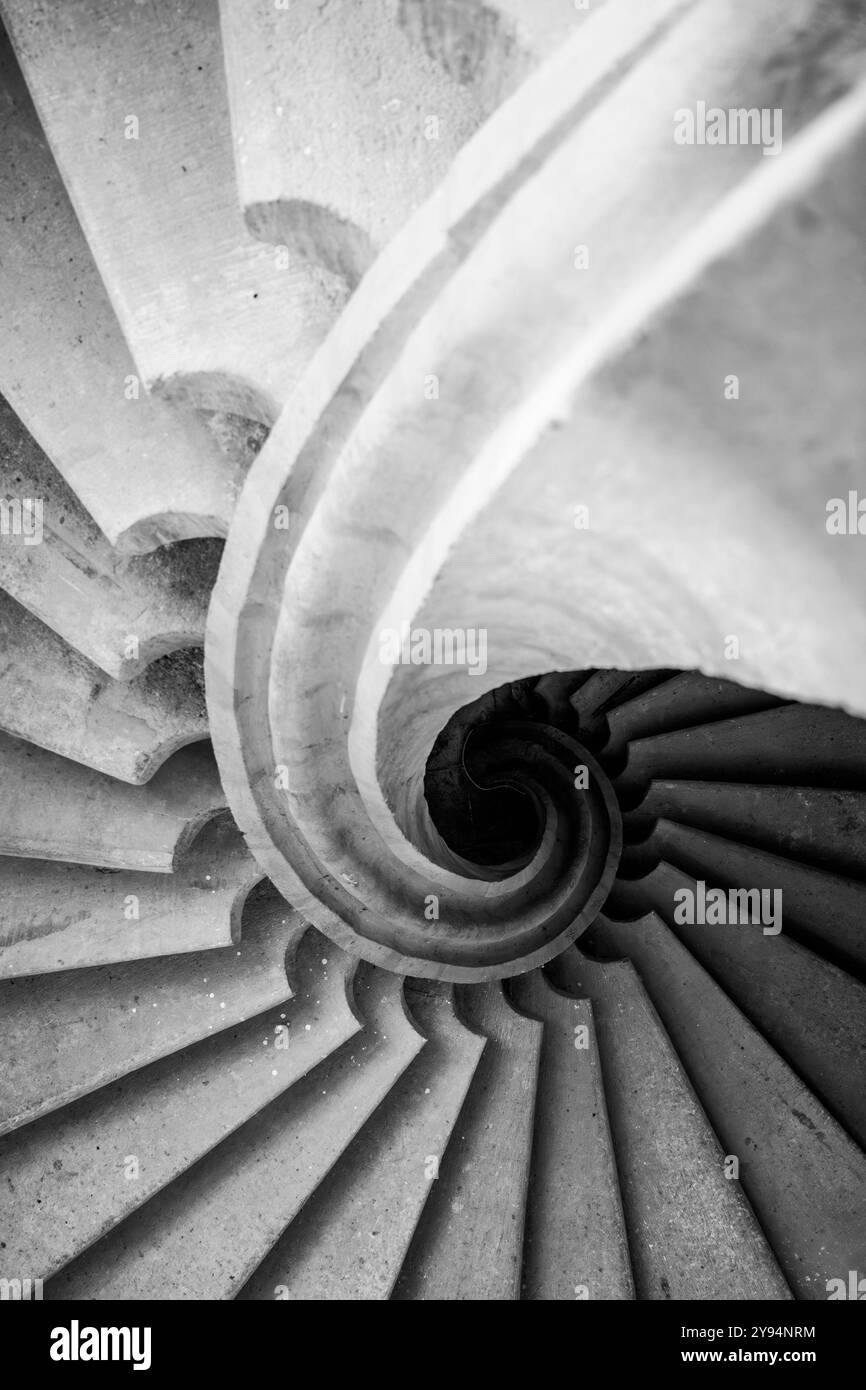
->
[[0, 0, 864, 1302]]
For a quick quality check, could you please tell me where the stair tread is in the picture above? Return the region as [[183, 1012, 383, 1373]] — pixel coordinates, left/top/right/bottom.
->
[[550, 947, 791, 1300], [46, 968, 424, 1299], [640, 817, 866, 977], [0, 815, 261, 978], [530, 670, 588, 730], [0, 735, 226, 871], [220, 0, 531, 285], [605, 672, 783, 759], [626, 780, 866, 882], [0, 891, 300, 1137], [0, 933, 358, 1282], [618, 705, 866, 792], [393, 980, 542, 1301], [2, 0, 346, 424], [587, 911, 866, 1299], [510, 971, 634, 1300], [570, 670, 674, 729], [0, 397, 219, 677], [0, 594, 209, 783], [0, 28, 237, 552], [240, 981, 484, 1301], [615, 858, 866, 1148]]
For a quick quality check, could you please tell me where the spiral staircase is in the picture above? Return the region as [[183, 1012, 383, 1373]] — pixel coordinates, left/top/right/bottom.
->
[[1, 0, 865, 1303]]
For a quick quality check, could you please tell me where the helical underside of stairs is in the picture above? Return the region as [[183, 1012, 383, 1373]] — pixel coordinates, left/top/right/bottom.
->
[[0, 0, 864, 1302]]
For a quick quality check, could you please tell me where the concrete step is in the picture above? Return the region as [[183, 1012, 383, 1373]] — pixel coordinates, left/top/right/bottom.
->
[[0, 594, 208, 782], [0, 815, 262, 978], [0, 397, 220, 678], [0, 735, 226, 872], [0, 932, 358, 1282], [612, 859, 866, 1149], [219, 0, 534, 287], [393, 981, 541, 1301], [0, 890, 302, 1137], [2, 0, 347, 425], [510, 970, 633, 1300], [570, 670, 674, 739], [625, 781, 866, 883], [586, 912, 866, 1300], [239, 981, 484, 1300], [550, 947, 791, 1300], [529, 670, 589, 731], [604, 673, 784, 761], [629, 817, 866, 978], [0, 26, 237, 552], [46, 967, 424, 1299], [617, 705, 866, 795]]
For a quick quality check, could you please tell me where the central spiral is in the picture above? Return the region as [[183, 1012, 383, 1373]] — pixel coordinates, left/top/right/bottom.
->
[[419, 711, 623, 964]]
